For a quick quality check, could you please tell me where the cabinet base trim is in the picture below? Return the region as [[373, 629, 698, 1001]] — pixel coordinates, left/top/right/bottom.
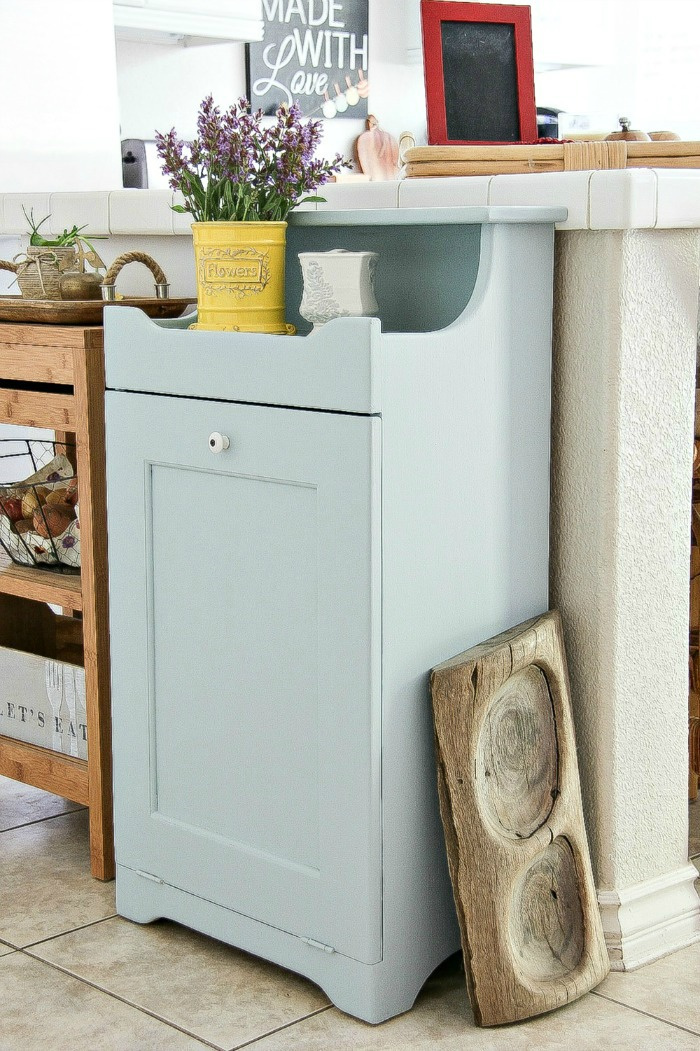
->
[[116, 863, 457, 1024]]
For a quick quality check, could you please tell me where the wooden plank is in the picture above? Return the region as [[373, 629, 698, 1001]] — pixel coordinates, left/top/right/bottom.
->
[[0, 592, 62, 658], [0, 342, 74, 385], [691, 717, 700, 778], [690, 551, 700, 627], [54, 429, 78, 473], [0, 736, 89, 805], [627, 156, 700, 169], [406, 156, 700, 178], [72, 336, 114, 881], [0, 323, 100, 349], [405, 159, 564, 178], [0, 561, 82, 609], [0, 592, 83, 664], [405, 144, 565, 162], [626, 140, 700, 157], [406, 140, 700, 161], [430, 611, 609, 1026], [0, 388, 75, 429]]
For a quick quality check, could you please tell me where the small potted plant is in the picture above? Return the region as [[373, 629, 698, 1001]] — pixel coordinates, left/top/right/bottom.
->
[[0, 209, 105, 300], [156, 95, 350, 333]]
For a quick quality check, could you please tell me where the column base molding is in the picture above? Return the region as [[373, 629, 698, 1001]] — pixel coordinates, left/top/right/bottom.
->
[[598, 863, 700, 970]]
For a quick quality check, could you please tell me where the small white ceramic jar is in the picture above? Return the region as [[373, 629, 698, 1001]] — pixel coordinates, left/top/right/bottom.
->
[[298, 250, 378, 329]]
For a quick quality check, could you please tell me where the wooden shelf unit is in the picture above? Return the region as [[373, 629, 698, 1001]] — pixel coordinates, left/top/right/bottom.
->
[[691, 368, 700, 801], [0, 322, 113, 879]]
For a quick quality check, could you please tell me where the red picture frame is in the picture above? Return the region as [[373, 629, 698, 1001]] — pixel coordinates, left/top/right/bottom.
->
[[421, 1, 537, 145]]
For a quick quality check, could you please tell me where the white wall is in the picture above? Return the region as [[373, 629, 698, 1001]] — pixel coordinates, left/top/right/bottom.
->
[[116, 2, 414, 168], [0, 0, 122, 192], [4, 1, 700, 192], [366, 0, 426, 146], [534, 0, 700, 138], [375, 0, 700, 141], [116, 37, 248, 142]]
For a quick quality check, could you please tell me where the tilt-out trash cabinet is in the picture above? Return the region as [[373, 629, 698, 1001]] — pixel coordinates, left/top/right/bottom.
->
[[103, 206, 565, 1023]]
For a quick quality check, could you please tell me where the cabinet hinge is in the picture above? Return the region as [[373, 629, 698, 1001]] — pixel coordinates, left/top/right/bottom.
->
[[135, 869, 165, 885], [301, 937, 335, 954]]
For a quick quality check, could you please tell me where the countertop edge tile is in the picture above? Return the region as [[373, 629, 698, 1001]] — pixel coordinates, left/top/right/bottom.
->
[[489, 170, 590, 229], [109, 189, 176, 235], [398, 175, 492, 209], [2, 171, 700, 236], [589, 168, 658, 230], [47, 192, 111, 237], [1, 193, 53, 233]]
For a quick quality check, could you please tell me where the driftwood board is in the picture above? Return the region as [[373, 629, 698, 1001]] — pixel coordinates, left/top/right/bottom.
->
[[430, 610, 609, 1026]]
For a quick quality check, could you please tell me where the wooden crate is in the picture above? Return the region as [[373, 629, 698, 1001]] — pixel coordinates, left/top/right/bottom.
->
[[0, 645, 87, 761]]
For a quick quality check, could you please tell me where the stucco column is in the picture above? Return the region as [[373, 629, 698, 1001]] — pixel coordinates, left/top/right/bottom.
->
[[550, 227, 700, 967]]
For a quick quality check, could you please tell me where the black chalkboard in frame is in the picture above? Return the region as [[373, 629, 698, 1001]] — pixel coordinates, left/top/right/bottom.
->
[[421, 1, 537, 145]]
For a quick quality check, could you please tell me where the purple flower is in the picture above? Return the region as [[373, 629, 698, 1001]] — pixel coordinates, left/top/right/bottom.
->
[[155, 95, 352, 222]]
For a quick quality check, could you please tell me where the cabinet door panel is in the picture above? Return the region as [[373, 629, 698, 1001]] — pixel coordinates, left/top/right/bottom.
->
[[106, 392, 382, 963], [150, 461, 321, 870]]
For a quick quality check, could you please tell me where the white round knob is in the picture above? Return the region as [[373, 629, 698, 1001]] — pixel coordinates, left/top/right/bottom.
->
[[208, 432, 230, 454]]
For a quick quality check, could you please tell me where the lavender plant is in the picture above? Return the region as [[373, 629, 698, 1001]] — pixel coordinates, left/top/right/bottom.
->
[[156, 96, 350, 223]]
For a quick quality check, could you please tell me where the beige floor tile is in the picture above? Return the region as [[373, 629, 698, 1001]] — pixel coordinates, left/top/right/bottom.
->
[[238, 961, 700, 1051], [0, 952, 210, 1051], [30, 914, 330, 1050], [595, 939, 700, 1034], [0, 810, 115, 947], [0, 941, 15, 957], [0, 774, 83, 832]]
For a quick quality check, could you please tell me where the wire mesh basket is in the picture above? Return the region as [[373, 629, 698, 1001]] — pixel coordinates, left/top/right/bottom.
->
[[0, 439, 80, 572]]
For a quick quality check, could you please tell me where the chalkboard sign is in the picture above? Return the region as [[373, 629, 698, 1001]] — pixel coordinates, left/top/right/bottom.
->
[[421, 2, 537, 145], [247, 0, 369, 120]]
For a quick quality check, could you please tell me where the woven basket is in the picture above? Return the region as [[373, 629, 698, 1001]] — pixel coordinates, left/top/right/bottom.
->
[[16, 246, 80, 300]]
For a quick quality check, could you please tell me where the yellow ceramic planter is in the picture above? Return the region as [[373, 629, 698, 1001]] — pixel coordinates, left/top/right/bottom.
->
[[190, 221, 294, 334]]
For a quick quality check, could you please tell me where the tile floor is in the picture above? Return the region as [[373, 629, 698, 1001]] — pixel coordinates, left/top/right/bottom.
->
[[1, 775, 699, 1051]]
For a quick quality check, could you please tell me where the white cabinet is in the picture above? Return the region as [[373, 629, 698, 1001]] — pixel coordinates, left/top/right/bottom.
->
[[113, 0, 263, 44], [104, 206, 563, 1023], [530, 1, 615, 70]]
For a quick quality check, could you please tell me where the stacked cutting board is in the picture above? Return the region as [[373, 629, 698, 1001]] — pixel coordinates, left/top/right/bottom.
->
[[404, 140, 700, 178]]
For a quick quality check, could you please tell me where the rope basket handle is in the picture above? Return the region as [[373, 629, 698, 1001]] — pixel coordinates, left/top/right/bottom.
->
[[102, 251, 168, 287], [0, 260, 19, 274]]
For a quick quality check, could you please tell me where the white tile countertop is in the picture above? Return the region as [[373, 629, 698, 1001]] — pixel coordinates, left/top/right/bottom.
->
[[1, 168, 700, 235]]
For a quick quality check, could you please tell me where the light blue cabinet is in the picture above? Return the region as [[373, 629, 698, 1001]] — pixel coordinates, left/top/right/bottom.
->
[[104, 206, 565, 1023]]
